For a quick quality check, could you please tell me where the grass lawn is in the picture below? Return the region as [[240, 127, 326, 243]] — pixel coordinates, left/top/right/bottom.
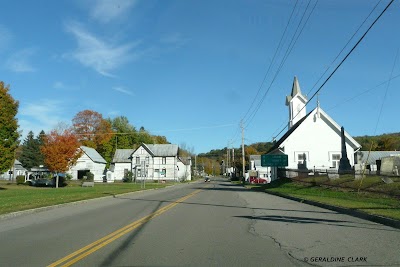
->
[[246, 178, 400, 220], [0, 181, 169, 215]]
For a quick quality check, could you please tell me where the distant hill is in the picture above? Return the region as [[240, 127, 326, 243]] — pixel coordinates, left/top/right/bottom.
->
[[354, 132, 400, 151], [198, 142, 274, 162]]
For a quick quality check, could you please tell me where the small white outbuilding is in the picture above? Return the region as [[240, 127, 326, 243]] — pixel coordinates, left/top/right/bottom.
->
[[67, 146, 107, 182]]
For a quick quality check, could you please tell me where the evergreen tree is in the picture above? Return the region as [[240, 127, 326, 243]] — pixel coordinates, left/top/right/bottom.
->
[[19, 130, 45, 169]]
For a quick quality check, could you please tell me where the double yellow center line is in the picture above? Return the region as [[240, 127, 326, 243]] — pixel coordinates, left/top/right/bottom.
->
[[48, 189, 203, 267]]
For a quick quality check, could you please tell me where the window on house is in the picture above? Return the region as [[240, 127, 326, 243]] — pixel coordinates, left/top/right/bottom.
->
[[136, 157, 140, 165], [146, 156, 149, 164], [162, 157, 166, 164], [297, 153, 306, 165], [161, 168, 166, 177], [332, 154, 341, 168], [137, 169, 141, 177], [295, 151, 309, 169]]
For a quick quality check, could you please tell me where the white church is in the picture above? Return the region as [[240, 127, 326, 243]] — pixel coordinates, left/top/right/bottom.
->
[[267, 77, 361, 176]]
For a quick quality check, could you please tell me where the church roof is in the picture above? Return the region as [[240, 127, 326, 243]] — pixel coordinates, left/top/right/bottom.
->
[[268, 107, 361, 154], [268, 111, 312, 153], [291, 76, 301, 97]]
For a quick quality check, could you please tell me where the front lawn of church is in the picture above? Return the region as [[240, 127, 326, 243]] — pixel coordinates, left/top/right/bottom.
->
[[250, 177, 400, 220]]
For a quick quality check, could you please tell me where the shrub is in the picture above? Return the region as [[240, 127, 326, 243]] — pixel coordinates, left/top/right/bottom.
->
[[66, 173, 73, 180], [16, 175, 25, 185], [123, 171, 133, 183], [85, 172, 94, 182]]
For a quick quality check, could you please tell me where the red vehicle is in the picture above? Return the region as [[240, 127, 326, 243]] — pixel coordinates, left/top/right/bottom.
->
[[249, 176, 268, 184]]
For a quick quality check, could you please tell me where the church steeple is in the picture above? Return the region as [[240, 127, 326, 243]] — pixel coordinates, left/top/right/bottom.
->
[[285, 76, 307, 129]]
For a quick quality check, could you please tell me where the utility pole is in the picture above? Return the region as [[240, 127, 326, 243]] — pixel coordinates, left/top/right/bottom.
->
[[241, 120, 245, 184], [195, 154, 197, 176], [232, 147, 235, 177], [226, 146, 229, 176]]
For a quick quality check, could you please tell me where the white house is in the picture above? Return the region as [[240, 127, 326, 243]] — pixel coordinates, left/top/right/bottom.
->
[[110, 149, 135, 181], [177, 157, 192, 181], [249, 155, 272, 182], [267, 77, 361, 178], [67, 146, 107, 182], [0, 160, 28, 180], [111, 144, 191, 181]]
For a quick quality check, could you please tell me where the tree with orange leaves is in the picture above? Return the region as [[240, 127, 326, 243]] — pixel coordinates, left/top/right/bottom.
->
[[41, 126, 82, 188], [72, 110, 113, 149]]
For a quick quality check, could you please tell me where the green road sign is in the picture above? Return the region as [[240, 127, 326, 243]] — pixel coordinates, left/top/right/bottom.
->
[[261, 154, 288, 167]]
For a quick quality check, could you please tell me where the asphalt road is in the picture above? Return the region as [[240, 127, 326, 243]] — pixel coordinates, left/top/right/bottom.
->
[[0, 177, 399, 267]]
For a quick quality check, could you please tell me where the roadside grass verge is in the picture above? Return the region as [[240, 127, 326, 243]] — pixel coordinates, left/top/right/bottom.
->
[[246, 178, 400, 220], [0, 182, 169, 215]]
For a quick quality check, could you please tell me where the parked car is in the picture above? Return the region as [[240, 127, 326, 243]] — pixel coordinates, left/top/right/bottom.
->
[[249, 177, 268, 184], [31, 178, 55, 187]]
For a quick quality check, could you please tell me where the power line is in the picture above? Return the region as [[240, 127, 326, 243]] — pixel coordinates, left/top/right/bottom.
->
[[305, 0, 383, 96], [244, 0, 318, 129], [241, 0, 299, 121], [326, 72, 400, 112], [272, 0, 395, 141], [374, 48, 398, 134]]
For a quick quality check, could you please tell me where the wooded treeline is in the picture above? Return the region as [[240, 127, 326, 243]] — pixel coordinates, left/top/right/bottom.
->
[[15, 110, 171, 173]]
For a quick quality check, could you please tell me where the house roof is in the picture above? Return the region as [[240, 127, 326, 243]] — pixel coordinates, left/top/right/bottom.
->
[[81, 146, 107, 164], [249, 155, 261, 167], [143, 144, 179, 157], [13, 159, 27, 171], [178, 157, 191, 165], [356, 151, 400, 165], [112, 149, 135, 163], [268, 107, 361, 154]]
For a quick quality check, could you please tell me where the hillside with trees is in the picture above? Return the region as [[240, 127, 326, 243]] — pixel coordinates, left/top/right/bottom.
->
[[354, 133, 400, 151]]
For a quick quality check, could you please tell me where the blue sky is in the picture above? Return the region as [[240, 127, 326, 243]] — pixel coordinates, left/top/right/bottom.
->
[[1, 0, 399, 154]]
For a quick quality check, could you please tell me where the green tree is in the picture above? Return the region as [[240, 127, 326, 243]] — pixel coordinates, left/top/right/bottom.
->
[[137, 127, 154, 144], [0, 82, 19, 173], [19, 130, 45, 169], [111, 116, 137, 148]]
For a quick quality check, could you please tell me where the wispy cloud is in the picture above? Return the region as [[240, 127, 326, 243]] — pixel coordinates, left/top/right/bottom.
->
[[53, 81, 65, 89], [53, 81, 76, 91], [65, 21, 139, 77], [18, 100, 67, 137], [6, 48, 36, 73], [90, 0, 138, 24], [0, 25, 12, 52], [112, 86, 134, 96], [107, 110, 121, 117], [160, 33, 189, 48]]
